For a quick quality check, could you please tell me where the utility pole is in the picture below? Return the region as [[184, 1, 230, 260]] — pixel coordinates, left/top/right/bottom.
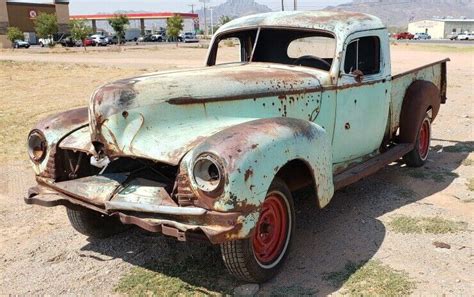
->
[[188, 4, 195, 13], [294, 0, 297, 10], [199, 0, 209, 37], [210, 8, 214, 36], [281, 0, 284, 11]]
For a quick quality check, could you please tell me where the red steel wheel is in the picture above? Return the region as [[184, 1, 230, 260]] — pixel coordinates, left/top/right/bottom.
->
[[220, 178, 294, 283], [418, 118, 430, 160], [252, 192, 289, 267], [403, 112, 432, 167]]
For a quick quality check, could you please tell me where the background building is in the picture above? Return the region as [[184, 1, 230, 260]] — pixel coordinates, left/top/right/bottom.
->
[[408, 18, 474, 39], [0, 0, 69, 48]]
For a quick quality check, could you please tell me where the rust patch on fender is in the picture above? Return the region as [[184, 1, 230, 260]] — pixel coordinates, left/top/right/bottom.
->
[[244, 168, 253, 182], [35, 107, 88, 132]]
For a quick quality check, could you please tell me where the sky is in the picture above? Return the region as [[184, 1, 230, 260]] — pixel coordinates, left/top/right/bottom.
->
[[68, 0, 351, 14]]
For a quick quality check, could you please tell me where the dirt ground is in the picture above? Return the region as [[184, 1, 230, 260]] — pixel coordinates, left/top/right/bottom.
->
[[0, 43, 473, 296]]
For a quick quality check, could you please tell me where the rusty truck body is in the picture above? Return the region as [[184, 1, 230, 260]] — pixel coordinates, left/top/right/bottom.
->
[[25, 11, 448, 282]]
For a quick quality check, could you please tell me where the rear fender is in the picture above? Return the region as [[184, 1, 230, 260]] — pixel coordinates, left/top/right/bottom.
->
[[399, 81, 440, 143], [182, 117, 334, 238]]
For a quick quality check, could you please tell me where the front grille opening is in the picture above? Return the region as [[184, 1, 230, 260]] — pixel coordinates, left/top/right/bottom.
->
[[103, 157, 179, 194]]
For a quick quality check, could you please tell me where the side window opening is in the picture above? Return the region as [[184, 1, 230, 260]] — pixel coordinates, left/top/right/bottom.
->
[[215, 38, 243, 65], [209, 29, 257, 66], [344, 36, 380, 75]]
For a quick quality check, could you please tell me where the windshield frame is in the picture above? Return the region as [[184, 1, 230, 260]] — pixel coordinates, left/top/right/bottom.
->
[[206, 26, 337, 70]]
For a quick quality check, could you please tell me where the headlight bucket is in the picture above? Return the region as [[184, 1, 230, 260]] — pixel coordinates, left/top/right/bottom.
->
[[28, 130, 47, 163], [192, 154, 225, 197]]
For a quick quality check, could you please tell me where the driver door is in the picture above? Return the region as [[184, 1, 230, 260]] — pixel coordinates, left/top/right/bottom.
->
[[332, 31, 391, 165]]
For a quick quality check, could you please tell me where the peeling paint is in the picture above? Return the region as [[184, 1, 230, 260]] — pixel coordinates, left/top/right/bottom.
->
[[26, 11, 448, 244]]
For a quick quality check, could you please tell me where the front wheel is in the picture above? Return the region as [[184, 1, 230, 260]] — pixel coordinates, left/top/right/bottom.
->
[[220, 178, 295, 283], [403, 113, 431, 167], [66, 207, 129, 238]]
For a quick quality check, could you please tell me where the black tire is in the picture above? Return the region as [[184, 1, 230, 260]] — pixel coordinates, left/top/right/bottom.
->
[[220, 178, 295, 283], [66, 207, 128, 238], [403, 113, 431, 167]]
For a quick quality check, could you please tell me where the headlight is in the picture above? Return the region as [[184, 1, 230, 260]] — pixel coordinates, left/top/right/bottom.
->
[[193, 154, 224, 196], [28, 130, 47, 163]]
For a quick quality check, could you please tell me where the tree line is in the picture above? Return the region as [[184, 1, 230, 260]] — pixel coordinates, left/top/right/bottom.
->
[[6, 13, 194, 49]]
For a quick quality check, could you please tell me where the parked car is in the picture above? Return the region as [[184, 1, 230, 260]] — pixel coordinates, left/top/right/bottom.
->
[[38, 37, 53, 47], [82, 38, 95, 47], [138, 34, 153, 42], [13, 39, 30, 48], [179, 32, 199, 43], [414, 32, 431, 40], [59, 36, 79, 47], [109, 35, 126, 45], [151, 33, 166, 42], [90, 35, 108, 46], [25, 11, 449, 283], [447, 32, 459, 40], [456, 32, 474, 40], [394, 31, 414, 40]]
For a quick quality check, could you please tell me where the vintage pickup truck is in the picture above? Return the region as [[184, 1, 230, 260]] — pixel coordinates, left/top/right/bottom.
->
[[25, 11, 448, 282]]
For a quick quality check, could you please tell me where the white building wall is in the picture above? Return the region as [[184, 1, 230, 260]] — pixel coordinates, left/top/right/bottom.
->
[[443, 21, 474, 35], [408, 20, 445, 39], [409, 19, 474, 38]]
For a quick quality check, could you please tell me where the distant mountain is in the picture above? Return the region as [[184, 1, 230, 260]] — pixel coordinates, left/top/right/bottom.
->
[[326, 0, 474, 27], [197, 0, 272, 27]]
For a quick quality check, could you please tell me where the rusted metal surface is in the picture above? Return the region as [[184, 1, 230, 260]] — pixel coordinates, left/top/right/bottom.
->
[[59, 126, 95, 155], [26, 186, 243, 244], [88, 63, 328, 165], [334, 143, 413, 190], [215, 11, 384, 40], [390, 59, 448, 135], [46, 174, 128, 206], [26, 11, 448, 245], [30, 108, 89, 176], [398, 81, 442, 144]]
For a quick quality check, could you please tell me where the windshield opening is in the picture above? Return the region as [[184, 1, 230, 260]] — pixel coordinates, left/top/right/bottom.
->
[[208, 28, 336, 71]]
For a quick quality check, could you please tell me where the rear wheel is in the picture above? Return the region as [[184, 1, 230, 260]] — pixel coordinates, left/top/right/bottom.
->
[[403, 113, 431, 167], [220, 178, 294, 283], [66, 207, 128, 238]]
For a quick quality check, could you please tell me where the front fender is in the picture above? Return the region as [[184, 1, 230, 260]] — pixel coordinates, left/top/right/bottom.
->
[[30, 107, 89, 176], [183, 117, 334, 238]]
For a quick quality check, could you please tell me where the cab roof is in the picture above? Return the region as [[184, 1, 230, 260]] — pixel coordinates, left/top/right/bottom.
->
[[217, 10, 386, 39]]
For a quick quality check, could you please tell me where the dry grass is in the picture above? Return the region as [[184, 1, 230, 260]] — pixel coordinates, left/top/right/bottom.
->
[[114, 246, 239, 296], [0, 61, 147, 162], [388, 215, 468, 234], [323, 260, 415, 296]]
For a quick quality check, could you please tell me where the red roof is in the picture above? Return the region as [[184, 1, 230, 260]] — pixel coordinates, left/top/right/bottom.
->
[[70, 12, 198, 20]]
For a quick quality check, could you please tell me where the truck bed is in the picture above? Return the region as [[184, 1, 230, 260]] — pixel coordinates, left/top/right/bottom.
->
[[390, 58, 449, 132]]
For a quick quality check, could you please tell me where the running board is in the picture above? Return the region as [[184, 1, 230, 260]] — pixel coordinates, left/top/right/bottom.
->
[[334, 143, 414, 191]]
